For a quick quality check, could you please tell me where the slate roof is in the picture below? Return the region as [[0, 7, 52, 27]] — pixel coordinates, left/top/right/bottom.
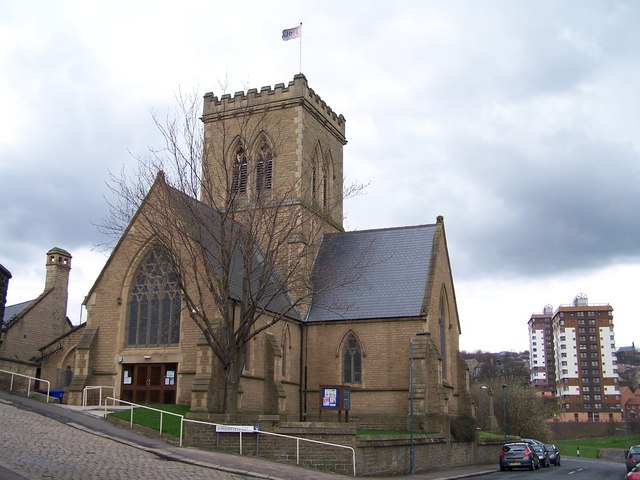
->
[[306, 224, 437, 322], [618, 345, 637, 353], [164, 183, 302, 321], [2, 299, 35, 327]]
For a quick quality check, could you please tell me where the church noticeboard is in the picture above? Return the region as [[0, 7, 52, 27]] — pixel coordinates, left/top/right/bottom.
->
[[319, 385, 350, 422]]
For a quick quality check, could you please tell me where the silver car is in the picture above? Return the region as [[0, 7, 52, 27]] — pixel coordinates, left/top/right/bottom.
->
[[500, 442, 540, 471]]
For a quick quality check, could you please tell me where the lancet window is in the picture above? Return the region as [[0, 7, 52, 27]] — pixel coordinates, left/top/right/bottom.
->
[[439, 289, 448, 381], [231, 146, 248, 195], [281, 326, 291, 378], [342, 333, 362, 384], [256, 141, 273, 192]]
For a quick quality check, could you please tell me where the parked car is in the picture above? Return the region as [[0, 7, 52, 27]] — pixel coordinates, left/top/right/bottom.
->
[[521, 437, 545, 446], [626, 446, 640, 473], [531, 443, 551, 468], [499, 442, 540, 471], [627, 465, 640, 480], [544, 443, 561, 466]]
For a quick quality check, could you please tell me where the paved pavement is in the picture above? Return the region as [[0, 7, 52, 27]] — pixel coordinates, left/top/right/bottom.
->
[[0, 390, 496, 479]]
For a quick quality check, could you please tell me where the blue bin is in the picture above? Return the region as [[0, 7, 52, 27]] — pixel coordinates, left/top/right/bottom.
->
[[50, 389, 64, 402]]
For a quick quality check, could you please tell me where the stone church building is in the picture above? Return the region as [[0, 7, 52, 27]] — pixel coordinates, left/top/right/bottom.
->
[[40, 74, 472, 433], [1, 248, 75, 364]]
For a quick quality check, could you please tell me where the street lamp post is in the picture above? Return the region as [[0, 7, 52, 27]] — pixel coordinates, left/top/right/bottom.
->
[[409, 331, 430, 475], [502, 384, 508, 441], [479, 385, 487, 430]]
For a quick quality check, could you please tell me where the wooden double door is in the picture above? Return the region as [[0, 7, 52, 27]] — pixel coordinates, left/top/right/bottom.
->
[[121, 363, 177, 404]]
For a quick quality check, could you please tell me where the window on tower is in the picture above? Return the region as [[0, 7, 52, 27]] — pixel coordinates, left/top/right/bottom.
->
[[232, 146, 248, 195], [256, 142, 273, 192]]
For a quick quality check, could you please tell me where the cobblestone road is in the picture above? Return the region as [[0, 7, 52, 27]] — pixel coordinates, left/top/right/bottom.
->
[[0, 401, 246, 480]]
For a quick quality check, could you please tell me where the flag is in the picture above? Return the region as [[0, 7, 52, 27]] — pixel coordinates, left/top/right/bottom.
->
[[282, 25, 301, 41]]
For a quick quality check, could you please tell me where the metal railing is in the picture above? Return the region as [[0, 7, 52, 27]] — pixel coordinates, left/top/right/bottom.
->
[[103, 397, 184, 446], [100, 396, 356, 476], [183, 417, 357, 476], [0, 368, 50, 402], [82, 386, 115, 407]]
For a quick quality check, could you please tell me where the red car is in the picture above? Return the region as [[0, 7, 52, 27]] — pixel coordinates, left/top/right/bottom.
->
[[628, 465, 640, 480]]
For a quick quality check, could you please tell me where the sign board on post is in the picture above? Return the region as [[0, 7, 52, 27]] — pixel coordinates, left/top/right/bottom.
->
[[216, 425, 260, 433], [319, 385, 351, 422]]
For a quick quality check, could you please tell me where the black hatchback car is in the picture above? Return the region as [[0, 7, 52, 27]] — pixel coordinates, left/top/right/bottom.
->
[[544, 443, 561, 466], [499, 442, 540, 471], [531, 443, 550, 468], [626, 445, 640, 472]]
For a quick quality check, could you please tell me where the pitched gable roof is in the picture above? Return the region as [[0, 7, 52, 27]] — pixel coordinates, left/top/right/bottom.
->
[[164, 184, 301, 321], [2, 299, 36, 327], [306, 224, 438, 322], [87, 174, 301, 321]]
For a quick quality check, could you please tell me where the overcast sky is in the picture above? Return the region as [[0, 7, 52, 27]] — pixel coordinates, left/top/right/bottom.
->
[[1, 1, 639, 353]]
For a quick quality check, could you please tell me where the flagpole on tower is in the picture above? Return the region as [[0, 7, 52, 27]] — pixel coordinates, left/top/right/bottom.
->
[[299, 22, 302, 74], [282, 22, 303, 74]]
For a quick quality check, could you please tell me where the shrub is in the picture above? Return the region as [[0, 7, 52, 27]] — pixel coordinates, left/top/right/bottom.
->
[[451, 414, 477, 442]]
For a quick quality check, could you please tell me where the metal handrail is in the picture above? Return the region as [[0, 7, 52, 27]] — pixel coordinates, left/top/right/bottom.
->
[[103, 397, 184, 446], [82, 386, 115, 407], [100, 394, 356, 476], [0, 368, 50, 402], [183, 417, 357, 477]]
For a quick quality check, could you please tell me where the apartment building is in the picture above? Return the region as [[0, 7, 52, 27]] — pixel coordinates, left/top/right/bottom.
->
[[528, 304, 555, 394], [552, 293, 621, 422]]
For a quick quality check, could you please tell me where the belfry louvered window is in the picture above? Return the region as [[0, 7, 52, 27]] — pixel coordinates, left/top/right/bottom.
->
[[232, 146, 248, 194], [127, 249, 181, 346], [256, 142, 273, 192]]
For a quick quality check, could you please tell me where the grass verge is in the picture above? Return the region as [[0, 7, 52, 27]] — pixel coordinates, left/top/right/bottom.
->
[[553, 435, 640, 459], [109, 403, 189, 437]]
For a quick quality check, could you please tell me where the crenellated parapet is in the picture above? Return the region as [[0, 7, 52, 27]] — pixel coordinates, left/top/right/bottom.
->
[[202, 74, 346, 143]]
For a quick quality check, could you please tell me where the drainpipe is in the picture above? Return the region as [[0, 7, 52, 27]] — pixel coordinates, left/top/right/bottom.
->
[[299, 321, 306, 421]]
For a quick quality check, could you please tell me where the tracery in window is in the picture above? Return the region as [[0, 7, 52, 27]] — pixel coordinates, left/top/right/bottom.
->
[[127, 249, 181, 347], [342, 333, 362, 384]]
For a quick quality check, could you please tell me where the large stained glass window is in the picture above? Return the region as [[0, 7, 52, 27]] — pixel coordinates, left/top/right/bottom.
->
[[127, 249, 181, 346]]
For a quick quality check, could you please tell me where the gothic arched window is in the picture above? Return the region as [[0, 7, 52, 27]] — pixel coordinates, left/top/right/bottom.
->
[[321, 162, 328, 209], [311, 145, 321, 204], [342, 333, 362, 384], [256, 141, 273, 192], [439, 289, 448, 381], [127, 249, 181, 347], [231, 145, 248, 195], [281, 326, 291, 378], [311, 160, 318, 202]]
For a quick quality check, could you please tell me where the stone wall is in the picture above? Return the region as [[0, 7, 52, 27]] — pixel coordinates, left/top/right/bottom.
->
[[357, 435, 501, 477], [0, 358, 39, 395], [183, 420, 501, 477], [38, 324, 86, 393]]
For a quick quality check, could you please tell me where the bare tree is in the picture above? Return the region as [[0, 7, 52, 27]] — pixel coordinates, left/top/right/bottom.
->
[[101, 86, 365, 414], [485, 381, 553, 440]]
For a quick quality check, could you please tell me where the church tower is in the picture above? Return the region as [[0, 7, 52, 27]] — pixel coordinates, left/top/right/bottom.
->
[[200, 74, 347, 242]]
